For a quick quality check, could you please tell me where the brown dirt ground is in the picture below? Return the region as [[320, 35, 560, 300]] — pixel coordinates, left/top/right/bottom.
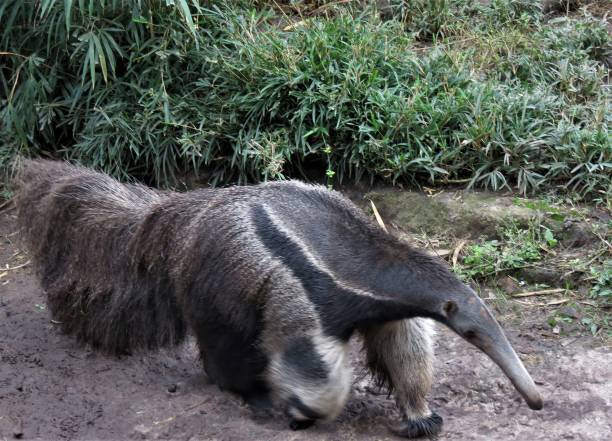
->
[[1, 207, 610, 441]]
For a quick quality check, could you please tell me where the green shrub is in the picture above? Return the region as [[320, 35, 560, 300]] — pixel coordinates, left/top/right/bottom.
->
[[1, 0, 610, 200]]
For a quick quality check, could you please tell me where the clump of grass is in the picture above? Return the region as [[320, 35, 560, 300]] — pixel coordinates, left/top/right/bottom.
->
[[547, 259, 611, 338], [512, 196, 583, 222], [457, 218, 611, 338], [584, 259, 612, 337], [457, 220, 557, 279], [388, 0, 458, 40]]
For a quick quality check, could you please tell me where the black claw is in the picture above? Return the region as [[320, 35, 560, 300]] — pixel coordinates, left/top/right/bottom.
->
[[289, 419, 315, 431], [389, 412, 443, 438]]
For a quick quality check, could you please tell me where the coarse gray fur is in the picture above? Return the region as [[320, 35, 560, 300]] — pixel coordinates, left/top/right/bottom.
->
[[14, 159, 538, 438]]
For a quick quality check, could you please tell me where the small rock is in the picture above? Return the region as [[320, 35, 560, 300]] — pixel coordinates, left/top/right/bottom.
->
[[562, 221, 596, 248], [560, 306, 580, 320], [133, 424, 151, 439], [518, 267, 560, 286], [167, 383, 177, 393], [497, 276, 520, 294], [552, 325, 561, 335]]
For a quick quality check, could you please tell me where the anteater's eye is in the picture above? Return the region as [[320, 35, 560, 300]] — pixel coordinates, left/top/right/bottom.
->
[[464, 329, 477, 340]]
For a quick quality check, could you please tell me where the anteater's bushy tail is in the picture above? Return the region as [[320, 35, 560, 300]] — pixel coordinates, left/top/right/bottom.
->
[[14, 159, 187, 354]]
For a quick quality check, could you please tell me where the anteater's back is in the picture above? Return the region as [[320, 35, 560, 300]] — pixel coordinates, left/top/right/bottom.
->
[[13, 159, 410, 356]]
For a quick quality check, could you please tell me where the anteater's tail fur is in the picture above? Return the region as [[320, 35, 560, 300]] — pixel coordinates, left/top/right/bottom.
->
[[15, 159, 187, 354]]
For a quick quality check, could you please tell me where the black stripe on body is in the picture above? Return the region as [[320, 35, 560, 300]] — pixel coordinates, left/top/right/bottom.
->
[[252, 205, 407, 340], [283, 337, 328, 381]]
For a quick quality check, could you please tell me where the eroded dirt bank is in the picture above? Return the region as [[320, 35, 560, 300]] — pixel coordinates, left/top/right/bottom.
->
[[1, 208, 610, 440]]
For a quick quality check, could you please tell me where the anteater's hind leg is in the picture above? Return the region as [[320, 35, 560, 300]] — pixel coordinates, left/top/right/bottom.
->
[[361, 318, 442, 438]]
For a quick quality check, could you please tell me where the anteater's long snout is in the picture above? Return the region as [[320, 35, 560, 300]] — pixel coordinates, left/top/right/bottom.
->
[[469, 321, 543, 410], [442, 296, 543, 410]]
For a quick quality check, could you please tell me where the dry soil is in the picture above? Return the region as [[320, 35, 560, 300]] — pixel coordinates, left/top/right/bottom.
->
[[1, 208, 610, 441]]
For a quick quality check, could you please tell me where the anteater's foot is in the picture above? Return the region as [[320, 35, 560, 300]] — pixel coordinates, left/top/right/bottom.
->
[[289, 418, 316, 431], [389, 412, 443, 438], [246, 395, 276, 420]]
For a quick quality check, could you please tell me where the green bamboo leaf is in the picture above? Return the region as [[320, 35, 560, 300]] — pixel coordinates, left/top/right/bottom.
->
[[41, 0, 58, 17], [100, 32, 116, 77], [176, 0, 196, 36], [64, 0, 73, 31], [92, 33, 108, 83], [163, 98, 171, 124], [102, 31, 124, 57]]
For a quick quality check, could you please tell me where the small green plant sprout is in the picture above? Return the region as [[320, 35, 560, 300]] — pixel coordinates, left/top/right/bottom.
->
[[1, 188, 14, 201], [461, 241, 500, 279], [323, 145, 336, 190], [457, 219, 561, 280], [543, 228, 557, 248], [580, 317, 599, 337], [548, 313, 573, 334], [590, 261, 611, 303]]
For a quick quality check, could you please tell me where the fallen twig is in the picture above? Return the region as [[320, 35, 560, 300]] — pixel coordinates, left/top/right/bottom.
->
[[0, 198, 13, 210], [148, 397, 212, 429], [561, 248, 607, 279], [545, 298, 571, 306], [481, 262, 541, 278], [593, 230, 612, 250], [452, 240, 467, 269], [432, 249, 451, 257], [515, 298, 571, 307], [153, 415, 176, 426], [184, 397, 212, 412], [4, 260, 31, 271], [512, 288, 566, 298], [369, 200, 388, 233]]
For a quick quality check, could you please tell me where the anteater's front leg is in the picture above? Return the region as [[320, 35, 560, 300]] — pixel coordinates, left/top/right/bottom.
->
[[361, 318, 442, 438]]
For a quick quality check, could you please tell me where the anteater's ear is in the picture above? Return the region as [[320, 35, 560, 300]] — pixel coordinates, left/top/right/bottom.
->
[[442, 300, 458, 317]]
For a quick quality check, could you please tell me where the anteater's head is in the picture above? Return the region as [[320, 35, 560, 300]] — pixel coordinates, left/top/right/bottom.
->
[[376, 242, 544, 411], [419, 281, 543, 410]]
